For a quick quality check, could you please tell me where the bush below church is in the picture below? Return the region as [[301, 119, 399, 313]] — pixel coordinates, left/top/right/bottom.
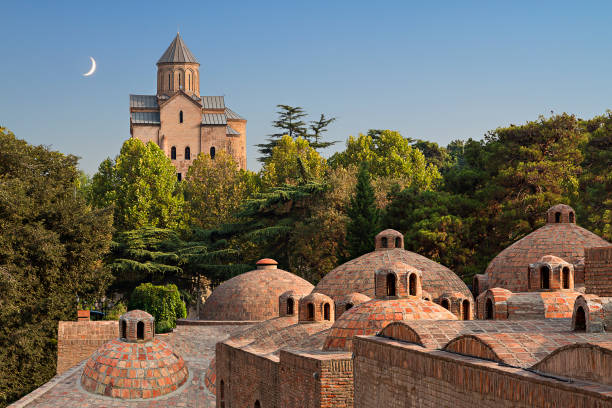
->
[[128, 283, 186, 333]]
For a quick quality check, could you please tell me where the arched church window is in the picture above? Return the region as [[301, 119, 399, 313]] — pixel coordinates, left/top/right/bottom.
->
[[210, 146, 216, 159], [179, 111, 183, 123], [171, 146, 176, 160], [187, 73, 190, 90], [185, 146, 190, 160]]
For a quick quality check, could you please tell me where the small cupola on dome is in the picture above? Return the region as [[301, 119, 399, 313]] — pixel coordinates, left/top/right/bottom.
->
[[528, 255, 574, 291], [546, 204, 576, 224], [299, 293, 335, 323], [256, 258, 278, 270], [375, 229, 404, 251], [119, 309, 154, 342], [279, 290, 305, 317], [375, 262, 422, 299]]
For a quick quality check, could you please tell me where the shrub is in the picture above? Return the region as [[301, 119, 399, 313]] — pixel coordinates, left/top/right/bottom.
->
[[104, 301, 127, 321], [128, 283, 186, 333]]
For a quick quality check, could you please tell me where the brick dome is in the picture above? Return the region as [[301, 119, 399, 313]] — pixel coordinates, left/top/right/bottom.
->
[[81, 312, 188, 399], [313, 235, 472, 303], [481, 205, 609, 293], [323, 297, 456, 351], [201, 259, 313, 321]]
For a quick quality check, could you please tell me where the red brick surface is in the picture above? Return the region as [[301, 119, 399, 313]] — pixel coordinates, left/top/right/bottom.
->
[[57, 321, 118, 374], [585, 246, 612, 296]]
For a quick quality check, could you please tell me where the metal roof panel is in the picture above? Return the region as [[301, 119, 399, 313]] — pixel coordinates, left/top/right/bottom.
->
[[131, 112, 161, 125], [225, 107, 245, 120], [202, 113, 227, 125], [157, 33, 198, 64], [202, 96, 225, 109], [130, 95, 159, 109]]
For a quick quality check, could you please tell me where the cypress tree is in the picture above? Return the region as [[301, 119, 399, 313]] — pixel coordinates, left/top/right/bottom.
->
[[345, 163, 380, 259]]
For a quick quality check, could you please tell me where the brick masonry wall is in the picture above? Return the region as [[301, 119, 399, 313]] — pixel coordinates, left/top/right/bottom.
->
[[56, 321, 118, 374], [279, 350, 354, 408], [216, 342, 279, 408], [585, 246, 612, 297], [353, 336, 611, 408]]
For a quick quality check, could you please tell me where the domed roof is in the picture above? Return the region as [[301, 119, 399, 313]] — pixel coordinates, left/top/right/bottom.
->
[[535, 255, 571, 265], [313, 247, 471, 302], [81, 338, 188, 399], [201, 259, 313, 321], [485, 206, 609, 292], [323, 298, 456, 351]]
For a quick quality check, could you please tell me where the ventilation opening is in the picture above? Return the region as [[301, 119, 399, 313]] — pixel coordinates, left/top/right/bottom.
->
[[569, 212, 575, 223], [120, 320, 127, 339], [462, 299, 470, 320], [394, 237, 401, 248], [381, 237, 388, 248], [210, 146, 216, 159], [171, 146, 176, 160], [540, 266, 550, 289], [185, 146, 190, 160], [485, 298, 493, 320], [179, 110, 184, 123], [345, 303, 353, 311], [408, 273, 417, 296], [323, 303, 330, 320], [254, 401, 261, 408], [574, 306, 586, 332], [307, 303, 314, 320], [219, 380, 225, 408], [386, 273, 396, 297], [287, 298, 294, 315], [441, 299, 450, 310], [137, 321, 144, 340], [562, 267, 570, 289], [555, 212, 561, 223]]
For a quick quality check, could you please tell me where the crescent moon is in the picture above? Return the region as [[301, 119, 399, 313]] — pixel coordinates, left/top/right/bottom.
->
[[83, 57, 96, 77]]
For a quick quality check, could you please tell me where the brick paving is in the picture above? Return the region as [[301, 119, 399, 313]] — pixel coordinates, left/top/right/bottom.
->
[[14, 325, 248, 408]]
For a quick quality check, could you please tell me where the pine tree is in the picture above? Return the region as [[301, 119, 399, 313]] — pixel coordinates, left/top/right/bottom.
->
[[256, 105, 308, 162], [345, 163, 380, 259], [306, 113, 337, 151]]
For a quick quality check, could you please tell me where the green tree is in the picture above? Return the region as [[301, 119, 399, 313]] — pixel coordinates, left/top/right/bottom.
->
[[184, 151, 251, 229], [90, 138, 183, 231], [345, 163, 380, 260], [256, 105, 308, 162], [129, 283, 187, 333], [306, 113, 337, 151], [0, 128, 113, 406], [261, 135, 327, 187], [329, 130, 441, 190]]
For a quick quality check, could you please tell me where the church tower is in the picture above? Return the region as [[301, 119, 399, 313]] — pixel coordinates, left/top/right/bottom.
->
[[129, 34, 247, 177], [156, 33, 200, 98]]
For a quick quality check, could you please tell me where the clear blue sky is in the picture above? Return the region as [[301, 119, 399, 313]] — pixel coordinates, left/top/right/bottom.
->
[[2, 1, 612, 174]]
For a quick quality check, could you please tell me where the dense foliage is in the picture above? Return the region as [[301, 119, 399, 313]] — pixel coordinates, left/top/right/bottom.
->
[[0, 128, 113, 406], [345, 164, 380, 260], [129, 283, 187, 333]]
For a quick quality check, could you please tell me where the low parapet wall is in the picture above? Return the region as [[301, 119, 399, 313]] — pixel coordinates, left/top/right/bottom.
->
[[56, 321, 118, 374]]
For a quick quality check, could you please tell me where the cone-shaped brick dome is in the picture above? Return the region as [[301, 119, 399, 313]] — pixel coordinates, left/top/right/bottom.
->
[[323, 298, 456, 351], [201, 259, 314, 321], [484, 205, 609, 292]]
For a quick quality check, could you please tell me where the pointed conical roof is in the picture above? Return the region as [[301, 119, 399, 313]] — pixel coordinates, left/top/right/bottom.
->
[[157, 33, 198, 64]]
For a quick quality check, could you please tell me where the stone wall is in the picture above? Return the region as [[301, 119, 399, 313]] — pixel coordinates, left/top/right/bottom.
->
[[353, 336, 611, 408], [56, 321, 118, 374], [279, 350, 353, 408], [585, 246, 612, 297]]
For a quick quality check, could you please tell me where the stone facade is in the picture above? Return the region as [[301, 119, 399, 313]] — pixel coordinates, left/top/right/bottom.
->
[[56, 320, 118, 374], [130, 34, 247, 178], [585, 246, 612, 296]]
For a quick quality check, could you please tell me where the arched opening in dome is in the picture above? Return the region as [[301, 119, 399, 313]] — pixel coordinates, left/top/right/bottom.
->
[[462, 299, 470, 320], [574, 306, 586, 332], [137, 321, 144, 340], [307, 303, 314, 320], [254, 401, 261, 408], [440, 298, 450, 310], [286, 298, 294, 315], [324, 303, 330, 320], [485, 298, 493, 320], [171, 146, 177, 160], [394, 237, 401, 248], [562, 267, 570, 289], [386, 273, 396, 297], [540, 265, 550, 289], [219, 380, 225, 408], [120, 320, 126, 339], [408, 273, 417, 296], [569, 212, 575, 223], [555, 212, 561, 223], [345, 303, 353, 311], [381, 237, 388, 248]]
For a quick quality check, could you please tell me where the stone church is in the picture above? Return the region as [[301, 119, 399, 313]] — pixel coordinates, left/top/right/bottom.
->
[[129, 34, 247, 180]]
